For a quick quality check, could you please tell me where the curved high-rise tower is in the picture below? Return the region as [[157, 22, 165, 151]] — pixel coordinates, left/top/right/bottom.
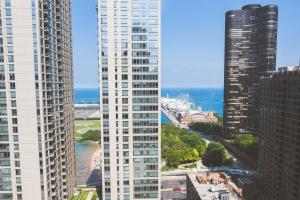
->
[[223, 4, 278, 136]]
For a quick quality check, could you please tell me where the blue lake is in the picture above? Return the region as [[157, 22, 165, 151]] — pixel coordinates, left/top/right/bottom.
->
[[74, 88, 224, 123]]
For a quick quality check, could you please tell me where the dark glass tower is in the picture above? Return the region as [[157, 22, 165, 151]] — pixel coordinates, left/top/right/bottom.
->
[[223, 4, 278, 136]]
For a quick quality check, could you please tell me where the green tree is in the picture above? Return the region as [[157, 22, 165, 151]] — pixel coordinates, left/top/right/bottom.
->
[[189, 121, 223, 135], [202, 142, 227, 166], [233, 134, 259, 158], [161, 125, 206, 167], [81, 130, 101, 142]]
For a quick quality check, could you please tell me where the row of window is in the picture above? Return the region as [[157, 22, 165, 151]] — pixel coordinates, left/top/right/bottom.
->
[[133, 128, 158, 134]]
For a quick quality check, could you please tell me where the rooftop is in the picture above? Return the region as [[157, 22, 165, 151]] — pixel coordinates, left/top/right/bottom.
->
[[187, 172, 240, 200]]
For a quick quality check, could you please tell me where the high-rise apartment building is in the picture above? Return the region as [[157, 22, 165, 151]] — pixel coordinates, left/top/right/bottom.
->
[[258, 66, 300, 200], [0, 0, 75, 200], [223, 4, 278, 136], [98, 0, 161, 200]]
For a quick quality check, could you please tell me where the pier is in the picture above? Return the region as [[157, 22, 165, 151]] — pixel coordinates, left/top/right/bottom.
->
[[161, 96, 218, 128], [161, 106, 188, 129]]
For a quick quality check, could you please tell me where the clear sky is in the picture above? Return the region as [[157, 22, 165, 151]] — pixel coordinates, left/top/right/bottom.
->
[[73, 0, 300, 88]]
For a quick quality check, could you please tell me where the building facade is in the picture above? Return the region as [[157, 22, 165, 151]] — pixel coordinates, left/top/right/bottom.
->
[[258, 66, 300, 200], [223, 4, 278, 136], [98, 0, 161, 199], [0, 0, 75, 200]]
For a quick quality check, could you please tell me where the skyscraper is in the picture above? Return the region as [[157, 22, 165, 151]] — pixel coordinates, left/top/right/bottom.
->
[[258, 66, 300, 200], [98, 0, 161, 200], [0, 0, 75, 199], [223, 4, 278, 136]]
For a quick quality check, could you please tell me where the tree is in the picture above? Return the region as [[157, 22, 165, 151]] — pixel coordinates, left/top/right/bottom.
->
[[233, 134, 259, 158], [81, 130, 101, 142], [161, 125, 206, 167], [202, 142, 227, 166], [189, 121, 223, 135]]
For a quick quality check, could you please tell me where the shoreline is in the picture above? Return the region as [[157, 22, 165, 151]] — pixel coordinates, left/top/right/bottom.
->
[[90, 147, 101, 171], [75, 139, 99, 144]]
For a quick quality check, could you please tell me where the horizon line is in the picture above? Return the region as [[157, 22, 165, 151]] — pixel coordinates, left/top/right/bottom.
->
[[74, 86, 224, 89]]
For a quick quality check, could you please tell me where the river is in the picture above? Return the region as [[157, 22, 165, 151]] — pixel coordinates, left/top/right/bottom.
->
[[75, 142, 101, 186]]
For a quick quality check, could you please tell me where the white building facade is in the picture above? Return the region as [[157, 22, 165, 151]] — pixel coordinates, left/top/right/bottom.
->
[[98, 0, 161, 199], [0, 0, 75, 200]]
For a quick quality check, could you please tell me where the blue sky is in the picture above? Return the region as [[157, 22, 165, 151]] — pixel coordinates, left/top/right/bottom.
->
[[73, 0, 300, 88]]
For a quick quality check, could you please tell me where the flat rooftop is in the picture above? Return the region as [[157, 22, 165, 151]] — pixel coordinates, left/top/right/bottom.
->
[[188, 172, 240, 200]]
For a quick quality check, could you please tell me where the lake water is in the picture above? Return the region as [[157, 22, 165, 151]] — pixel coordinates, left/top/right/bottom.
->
[[75, 142, 100, 186], [74, 88, 224, 124]]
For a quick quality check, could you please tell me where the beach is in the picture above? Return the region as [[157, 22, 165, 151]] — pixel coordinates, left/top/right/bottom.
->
[[76, 142, 101, 186], [90, 147, 101, 171]]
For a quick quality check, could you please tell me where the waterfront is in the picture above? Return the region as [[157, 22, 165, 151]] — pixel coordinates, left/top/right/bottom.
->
[[74, 87, 225, 185], [75, 142, 101, 186], [74, 88, 224, 124]]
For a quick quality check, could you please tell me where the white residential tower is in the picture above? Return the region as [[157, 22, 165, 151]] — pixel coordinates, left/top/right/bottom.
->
[[98, 0, 161, 199], [0, 0, 76, 200]]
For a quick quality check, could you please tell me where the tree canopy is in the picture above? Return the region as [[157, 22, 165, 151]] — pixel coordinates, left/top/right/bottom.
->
[[232, 134, 258, 158], [202, 142, 232, 166], [189, 121, 223, 136], [80, 130, 101, 142], [162, 125, 206, 168]]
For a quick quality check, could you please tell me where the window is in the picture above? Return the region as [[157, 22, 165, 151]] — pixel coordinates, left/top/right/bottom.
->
[[7, 37, 13, 44], [8, 55, 14, 62], [13, 135, 18, 142], [6, 27, 12, 35], [12, 109, 17, 116], [11, 100, 16, 107], [7, 46, 13, 53], [14, 144, 19, 150], [12, 118, 17, 124], [9, 74, 15, 81], [10, 91, 16, 98], [0, 92, 6, 98], [5, 9, 11, 16], [6, 18, 12, 25], [121, 2, 127, 8], [122, 66, 128, 72], [0, 82, 5, 89], [10, 82, 15, 89]]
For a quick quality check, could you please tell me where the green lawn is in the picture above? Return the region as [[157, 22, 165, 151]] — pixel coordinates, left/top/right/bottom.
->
[[91, 192, 98, 200], [81, 191, 89, 199], [75, 120, 101, 140], [71, 190, 99, 200]]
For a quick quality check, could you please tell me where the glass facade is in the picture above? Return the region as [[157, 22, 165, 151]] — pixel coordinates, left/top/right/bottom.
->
[[223, 4, 278, 136], [98, 0, 161, 199]]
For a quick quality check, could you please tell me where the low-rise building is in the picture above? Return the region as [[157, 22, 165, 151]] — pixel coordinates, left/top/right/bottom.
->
[[186, 172, 239, 200]]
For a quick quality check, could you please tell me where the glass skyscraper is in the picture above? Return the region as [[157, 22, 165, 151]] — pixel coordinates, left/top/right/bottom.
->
[[223, 4, 278, 136], [98, 0, 161, 199], [0, 0, 75, 199]]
